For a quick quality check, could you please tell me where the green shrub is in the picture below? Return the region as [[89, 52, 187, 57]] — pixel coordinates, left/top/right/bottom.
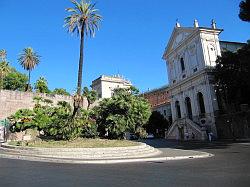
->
[[95, 87, 151, 139], [8, 99, 98, 140], [8, 109, 35, 132]]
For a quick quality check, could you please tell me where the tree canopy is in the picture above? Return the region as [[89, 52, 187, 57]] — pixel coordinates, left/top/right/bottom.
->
[[239, 0, 250, 22], [3, 67, 28, 91], [52, 88, 70, 96], [146, 111, 170, 137], [34, 77, 50, 94], [215, 42, 250, 111]]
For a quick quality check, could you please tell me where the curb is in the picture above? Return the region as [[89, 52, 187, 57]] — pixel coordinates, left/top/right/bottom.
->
[[0, 152, 214, 164]]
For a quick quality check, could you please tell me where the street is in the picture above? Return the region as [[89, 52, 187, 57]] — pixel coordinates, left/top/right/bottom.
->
[[0, 140, 250, 187]]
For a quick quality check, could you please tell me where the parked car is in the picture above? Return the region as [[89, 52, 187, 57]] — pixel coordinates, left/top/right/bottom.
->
[[147, 133, 154, 139]]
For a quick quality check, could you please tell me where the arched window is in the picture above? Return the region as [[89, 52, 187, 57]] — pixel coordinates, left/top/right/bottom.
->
[[180, 57, 185, 71], [197, 92, 206, 115], [175, 101, 181, 119], [185, 97, 193, 120]]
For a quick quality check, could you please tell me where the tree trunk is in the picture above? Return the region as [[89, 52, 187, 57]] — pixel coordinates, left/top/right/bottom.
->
[[77, 24, 85, 95], [73, 24, 85, 117], [87, 100, 90, 110], [25, 70, 31, 91]]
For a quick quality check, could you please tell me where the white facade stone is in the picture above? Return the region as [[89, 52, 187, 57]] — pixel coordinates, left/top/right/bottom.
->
[[91, 75, 132, 99]]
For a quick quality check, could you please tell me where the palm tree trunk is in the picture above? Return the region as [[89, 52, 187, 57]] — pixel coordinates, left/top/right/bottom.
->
[[0, 75, 3, 89], [28, 70, 31, 86], [73, 24, 85, 117], [77, 23, 85, 95], [87, 101, 90, 110], [25, 70, 31, 91]]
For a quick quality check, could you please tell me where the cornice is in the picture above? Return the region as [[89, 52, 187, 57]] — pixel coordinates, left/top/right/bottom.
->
[[168, 67, 214, 92]]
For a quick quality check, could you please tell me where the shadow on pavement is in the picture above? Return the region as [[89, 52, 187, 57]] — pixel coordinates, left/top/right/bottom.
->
[[139, 138, 250, 150]]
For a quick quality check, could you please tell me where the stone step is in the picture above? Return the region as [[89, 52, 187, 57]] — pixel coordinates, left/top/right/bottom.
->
[[1, 143, 148, 152], [2, 144, 152, 153], [0, 147, 156, 156], [0, 143, 161, 159]]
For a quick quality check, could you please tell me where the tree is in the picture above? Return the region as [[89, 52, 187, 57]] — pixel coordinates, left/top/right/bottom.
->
[[0, 62, 11, 89], [0, 49, 7, 61], [3, 68, 28, 91], [239, 0, 250, 22], [214, 42, 250, 111], [146, 111, 169, 137], [34, 77, 50, 94], [64, 0, 102, 115], [83, 87, 97, 109], [52, 88, 70, 96], [18, 47, 40, 91], [96, 87, 151, 139], [0, 50, 10, 89]]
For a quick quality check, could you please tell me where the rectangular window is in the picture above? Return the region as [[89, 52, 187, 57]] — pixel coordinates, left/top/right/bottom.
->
[[180, 57, 185, 71]]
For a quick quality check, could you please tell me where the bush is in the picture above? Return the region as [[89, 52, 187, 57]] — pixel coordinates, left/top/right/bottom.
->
[[8, 109, 35, 132], [8, 99, 98, 140], [95, 87, 151, 139]]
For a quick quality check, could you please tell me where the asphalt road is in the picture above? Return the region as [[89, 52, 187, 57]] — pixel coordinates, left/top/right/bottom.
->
[[0, 140, 250, 187]]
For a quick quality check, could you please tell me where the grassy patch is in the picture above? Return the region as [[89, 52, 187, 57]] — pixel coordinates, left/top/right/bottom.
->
[[8, 138, 139, 148]]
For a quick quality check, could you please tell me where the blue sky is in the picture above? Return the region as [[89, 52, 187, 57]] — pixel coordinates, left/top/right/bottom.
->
[[0, 0, 249, 94]]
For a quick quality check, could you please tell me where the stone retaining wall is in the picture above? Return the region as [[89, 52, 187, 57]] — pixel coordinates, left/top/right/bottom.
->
[[0, 90, 77, 119]]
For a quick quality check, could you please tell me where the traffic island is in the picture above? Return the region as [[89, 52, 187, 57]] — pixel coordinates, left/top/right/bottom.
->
[[0, 140, 213, 164]]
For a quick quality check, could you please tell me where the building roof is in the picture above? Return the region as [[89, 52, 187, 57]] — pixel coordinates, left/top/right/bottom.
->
[[142, 85, 169, 95], [219, 40, 246, 45], [91, 74, 132, 86], [219, 40, 246, 52]]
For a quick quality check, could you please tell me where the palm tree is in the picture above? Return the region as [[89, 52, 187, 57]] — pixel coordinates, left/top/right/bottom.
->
[[0, 61, 10, 89], [34, 76, 50, 93], [0, 50, 10, 89], [18, 47, 40, 91], [64, 0, 102, 113], [0, 49, 7, 61], [83, 86, 97, 109]]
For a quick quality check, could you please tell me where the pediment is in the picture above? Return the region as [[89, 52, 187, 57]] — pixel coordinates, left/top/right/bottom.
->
[[163, 27, 195, 59]]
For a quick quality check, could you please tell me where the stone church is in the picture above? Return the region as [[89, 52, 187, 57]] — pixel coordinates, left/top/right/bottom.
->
[[162, 20, 244, 140]]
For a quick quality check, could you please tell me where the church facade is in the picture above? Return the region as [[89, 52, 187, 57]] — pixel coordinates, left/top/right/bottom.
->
[[162, 20, 242, 141]]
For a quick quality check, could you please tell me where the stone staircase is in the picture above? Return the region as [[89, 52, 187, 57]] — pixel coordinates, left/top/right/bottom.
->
[[166, 117, 205, 140]]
